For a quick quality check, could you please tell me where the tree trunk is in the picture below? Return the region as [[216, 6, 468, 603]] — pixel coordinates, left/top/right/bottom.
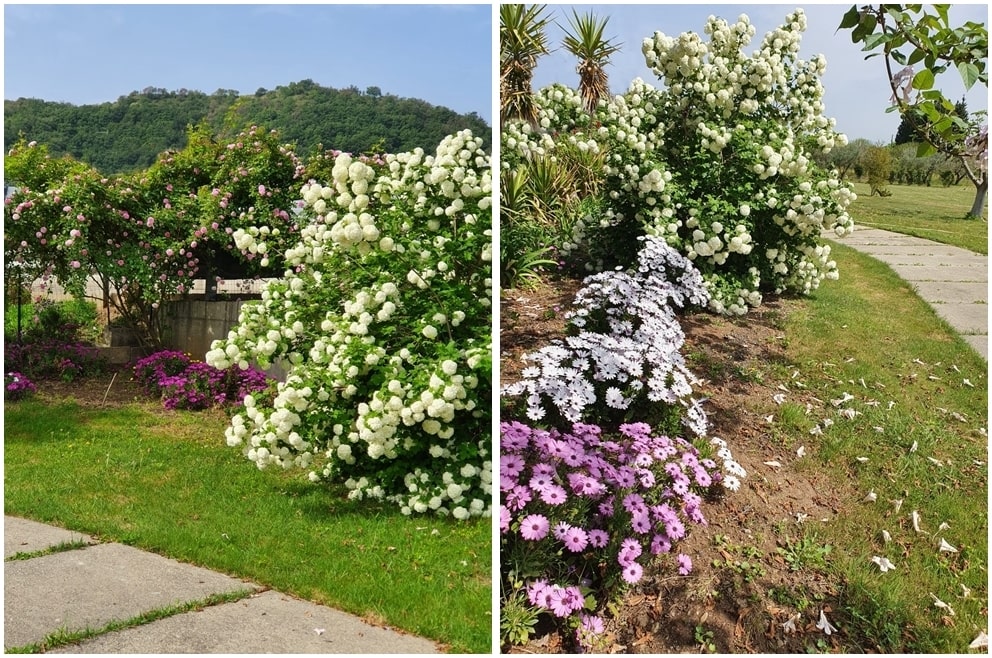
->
[[968, 178, 987, 219]]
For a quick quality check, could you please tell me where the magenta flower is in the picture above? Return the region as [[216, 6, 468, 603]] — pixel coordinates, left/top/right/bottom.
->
[[519, 514, 550, 541], [588, 528, 609, 548], [621, 561, 643, 584], [540, 484, 567, 506], [562, 527, 589, 553], [499, 505, 511, 533], [677, 553, 693, 575]]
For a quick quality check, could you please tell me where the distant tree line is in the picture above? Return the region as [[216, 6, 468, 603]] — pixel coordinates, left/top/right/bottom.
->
[[4, 80, 490, 174]]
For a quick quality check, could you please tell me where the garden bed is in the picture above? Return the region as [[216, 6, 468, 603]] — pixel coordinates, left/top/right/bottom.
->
[[502, 278, 847, 653]]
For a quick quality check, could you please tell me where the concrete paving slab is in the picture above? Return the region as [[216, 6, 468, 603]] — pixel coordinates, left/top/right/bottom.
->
[[50, 590, 439, 654], [911, 281, 989, 306], [963, 335, 988, 360], [4, 543, 257, 649], [826, 228, 987, 361], [4, 517, 94, 558], [886, 262, 987, 283], [924, 302, 991, 335]]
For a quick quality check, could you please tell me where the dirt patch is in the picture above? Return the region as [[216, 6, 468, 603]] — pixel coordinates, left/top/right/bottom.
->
[[30, 365, 150, 408], [501, 277, 853, 654]]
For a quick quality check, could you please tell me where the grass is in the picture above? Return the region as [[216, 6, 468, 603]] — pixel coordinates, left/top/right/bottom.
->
[[847, 181, 988, 254], [3, 400, 491, 654], [5, 590, 255, 653], [777, 242, 987, 652]]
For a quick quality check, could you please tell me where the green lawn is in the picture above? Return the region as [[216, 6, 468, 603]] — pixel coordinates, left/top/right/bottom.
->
[[3, 401, 491, 653], [848, 181, 988, 254], [779, 243, 987, 651]]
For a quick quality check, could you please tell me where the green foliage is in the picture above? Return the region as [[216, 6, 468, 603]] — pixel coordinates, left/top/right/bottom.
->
[[862, 146, 893, 195], [500, 585, 541, 648], [777, 533, 832, 572], [500, 4, 552, 126], [4, 82, 490, 175]]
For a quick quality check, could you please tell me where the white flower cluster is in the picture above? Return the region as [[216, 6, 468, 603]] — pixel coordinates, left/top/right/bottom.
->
[[207, 130, 492, 519], [503, 237, 711, 436], [504, 10, 858, 316]]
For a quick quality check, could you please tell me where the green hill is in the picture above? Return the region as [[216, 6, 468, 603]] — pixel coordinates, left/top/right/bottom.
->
[[4, 80, 490, 174]]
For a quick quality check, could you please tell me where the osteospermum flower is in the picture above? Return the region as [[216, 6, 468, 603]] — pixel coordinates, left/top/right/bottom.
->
[[621, 561, 644, 584], [562, 526, 590, 553], [519, 514, 550, 541], [677, 553, 693, 575]]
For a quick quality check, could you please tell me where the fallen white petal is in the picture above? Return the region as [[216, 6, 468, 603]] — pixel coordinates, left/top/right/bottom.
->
[[773, 393, 786, 405], [315, 628, 326, 635], [951, 412, 967, 422], [781, 614, 799, 634], [777, 383, 790, 392], [863, 490, 877, 503], [873, 426, 885, 433], [891, 499, 903, 513], [816, 609, 838, 635], [839, 408, 857, 420], [809, 425, 823, 436], [909, 440, 918, 453], [831, 392, 854, 407], [764, 460, 783, 469], [929, 593, 955, 616], [859, 377, 867, 388], [796, 445, 806, 458], [951, 364, 961, 373], [927, 457, 944, 467], [913, 358, 926, 366], [928, 375, 941, 381], [963, 378, 974, 388], [881, 529, 892, 543], [856, 456, 869, 463], [959, 583, 972, 598], [822, 418, 835, 428], [911, 510, 923, 533], [937, 521, 950, 532], [764, 414, 774, 423], [938, 538, 958, 553], [796, 512, 808, 524], [887, 401, 896, 410], [871, 555, 896, 572], [969, 631, 988, 650]]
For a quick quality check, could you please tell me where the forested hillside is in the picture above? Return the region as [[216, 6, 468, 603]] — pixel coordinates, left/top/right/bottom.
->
[[4, 79, 490, 174]]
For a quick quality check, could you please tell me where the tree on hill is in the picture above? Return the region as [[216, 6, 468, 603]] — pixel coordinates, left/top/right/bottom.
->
[[4, 82, 490, 175]]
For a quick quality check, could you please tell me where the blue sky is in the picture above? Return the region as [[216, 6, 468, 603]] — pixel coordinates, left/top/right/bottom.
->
[[3, 4, 493, 124], [532, 4, 989, 143]]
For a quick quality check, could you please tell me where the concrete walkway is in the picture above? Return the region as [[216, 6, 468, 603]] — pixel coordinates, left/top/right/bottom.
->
[[827, 227, 988, 360], [4, 516, 439, 654]]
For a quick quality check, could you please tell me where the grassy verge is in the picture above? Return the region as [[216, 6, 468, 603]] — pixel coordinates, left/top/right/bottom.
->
[[3, 401, 491, 654], [778, 242, 987, 651], [6, 590, 255, 654], [848, 181, 988, 254]]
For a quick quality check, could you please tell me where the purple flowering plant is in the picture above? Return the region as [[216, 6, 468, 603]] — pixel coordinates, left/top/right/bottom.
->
[[134, 350, 271, 411], [5, 371, 38, 401], [500, 238, 746, 650]]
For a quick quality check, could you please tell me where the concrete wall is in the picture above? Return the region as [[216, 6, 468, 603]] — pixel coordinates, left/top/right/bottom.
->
[[160, 299, 247, 360]]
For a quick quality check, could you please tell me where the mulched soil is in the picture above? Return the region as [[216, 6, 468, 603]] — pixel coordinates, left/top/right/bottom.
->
[[501, 275, 854, 654]]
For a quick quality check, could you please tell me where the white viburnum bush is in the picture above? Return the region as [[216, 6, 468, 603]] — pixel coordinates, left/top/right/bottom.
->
[[501, 10, 857, 315], [206, 130, 493, 519]]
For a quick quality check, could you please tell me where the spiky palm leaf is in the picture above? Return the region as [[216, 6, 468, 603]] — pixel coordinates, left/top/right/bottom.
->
[[561, 10, 621, 115], [500, 4, 551, 126]]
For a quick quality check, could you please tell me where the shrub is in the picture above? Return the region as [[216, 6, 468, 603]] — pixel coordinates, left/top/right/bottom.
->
[[133, 350, 270, 410], [4, 371, 37, 401], [502, 10, 858, 315], [206, 130, 493, 519], [4, 338, 106, 382]]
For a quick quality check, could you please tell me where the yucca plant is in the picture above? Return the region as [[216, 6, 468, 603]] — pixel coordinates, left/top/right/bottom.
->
[[500, 4, 552, 127], [561, 10, 621, 115]]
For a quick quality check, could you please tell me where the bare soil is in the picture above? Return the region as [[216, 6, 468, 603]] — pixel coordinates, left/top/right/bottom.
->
[[32, 365, 150, 407], [501, 275, 854, 654]]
